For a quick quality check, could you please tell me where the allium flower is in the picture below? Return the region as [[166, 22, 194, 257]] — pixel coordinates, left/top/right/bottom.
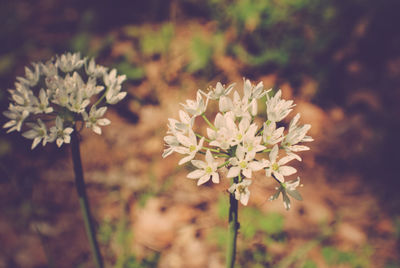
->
[[269, 177, 302, 210], [266, 90, 295, 122], [175, 129, 205, 165], [85, 58, 108, 78], [82, 106, 111, 135], [188, 150, 219, 185], [49, 116, 74, 147], [3, 105, 29, 133], [104, 69, 127, 104], [228, 179, 252, 206], [283, 113, 313, 153], [262, 121, 284, 146], [167, 110, 194, 135], [181, 91, 208, 117], [228, 146, 264, 179], [17, 64, 40, 87], [22, 119, 48, 149], [264, 145, 297, 183], [3, 52, 126, 149], [57, 52, 85, 73], [163, 79, 312, 208], [206, 82, 235, 100], [162, 135, 180, 158]]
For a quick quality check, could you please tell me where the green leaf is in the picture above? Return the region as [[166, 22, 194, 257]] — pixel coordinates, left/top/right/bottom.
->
[[258, 212, 284, 234], [287, 189, 303, 201]]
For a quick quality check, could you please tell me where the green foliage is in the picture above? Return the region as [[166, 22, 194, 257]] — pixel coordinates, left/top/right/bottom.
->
[[302, 259, 318, 268], [321, 246, 371, 268], [217, 195, 229, 220], [116, 62, 145, 81], [187, 35, 214, 73], [207, 226, 228, 249], [98, 218, 114, 245], [124, 23, 175, 59], [97, 201, 160, 267], [240, 207, 284, 240], [139, 23, 175, 58], [70, 33, 91, 55]]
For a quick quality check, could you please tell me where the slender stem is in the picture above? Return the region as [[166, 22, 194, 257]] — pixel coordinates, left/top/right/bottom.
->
[[70, 130, 104, 268], [215, 154, 231, 158], [201, 146, 228, 156], [226, 176, 239, 268], [271, 173, 283, 184], [93, 89, 108, 107], [195, 133, 212, 143], [201, 113, 217, 131], [218, 160, 231, 169]]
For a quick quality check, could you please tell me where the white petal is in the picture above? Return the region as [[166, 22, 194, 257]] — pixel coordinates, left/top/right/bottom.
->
[[273, 172, 284, 183], [31, 137, 41, 149], [56, 138, 63, 147], [64, 135, 71, 144], [269, 145, 278, 162], [278, 155, 296, 165], [240, 192, 250, 206], [197, 174, 211, 185], [205, 150, 214, 164], [179, 153, 195, 165], [22, 130, 37, 139], [228, 184, 236, 193], [227, 166, 240, 178], [92, 125, 102, 135], [191, 160, 207, 169], [97, 118, 111, 126], [279, 166, 297, 176], [187, 169, 205, 179], [211, 172, 220, 183], [64, 127, 74, 135], [248, 161, 264, 171], [242, 168, 252, 178]]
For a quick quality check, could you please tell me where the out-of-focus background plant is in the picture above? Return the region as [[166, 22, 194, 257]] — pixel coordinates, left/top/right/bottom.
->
[[1, 0, 399, 267]]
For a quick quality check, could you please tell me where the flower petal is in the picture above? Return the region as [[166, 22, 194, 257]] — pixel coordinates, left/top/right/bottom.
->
[[227, 166, 240, 178], [187, 169, 205, 179], [279, 166, 297, 176]]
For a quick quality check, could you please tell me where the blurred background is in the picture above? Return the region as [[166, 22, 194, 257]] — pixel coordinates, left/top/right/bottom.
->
[[1, 0, 400, 267]]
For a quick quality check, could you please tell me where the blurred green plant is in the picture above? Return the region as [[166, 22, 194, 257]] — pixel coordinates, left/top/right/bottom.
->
[[321, 246, 372, 268], [98, 211, 160, 267], [124, 23, 175, 60], [240, 207, 285, 241]]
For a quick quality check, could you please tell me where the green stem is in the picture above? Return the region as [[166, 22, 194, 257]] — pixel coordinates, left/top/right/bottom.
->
[[202, 113, 217, 131], [195, 133, 212, 143], [218, 160, 231, 169], [226, 176, 239, 268], [202, 147, 220, 153], [71, 129, 104, 268], [262, 148, 272, 153], [215, 154, 231, 158], [93, 88, 108, 107]]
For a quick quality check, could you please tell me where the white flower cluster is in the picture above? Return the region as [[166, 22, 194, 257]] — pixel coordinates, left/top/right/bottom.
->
[[163, 79, 313, 210], [3, 52, 126, 149]]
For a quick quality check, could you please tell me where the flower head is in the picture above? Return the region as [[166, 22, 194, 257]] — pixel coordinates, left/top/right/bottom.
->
[[264, 145, 297, 182], [269, 177, 302, 210], [163, 79, 312, 206], [3, 52, 126, 149], [228, 179, 252, 206], [188, 150, 220, 185]]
